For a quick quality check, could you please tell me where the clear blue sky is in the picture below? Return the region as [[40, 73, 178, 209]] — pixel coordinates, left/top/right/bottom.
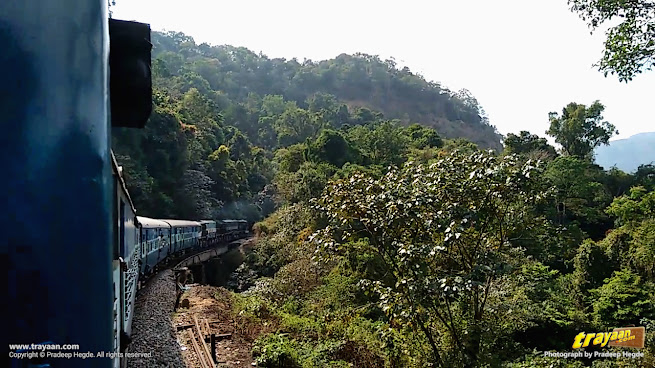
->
[[113, 0, 654, 141]]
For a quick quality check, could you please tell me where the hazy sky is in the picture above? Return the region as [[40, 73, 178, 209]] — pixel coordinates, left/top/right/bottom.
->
[[113, 0, 654, 141]]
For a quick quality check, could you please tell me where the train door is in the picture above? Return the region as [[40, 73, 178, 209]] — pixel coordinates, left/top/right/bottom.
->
[[111, 180, 121, 360], [119, 200, 126, 315], [118, 200, 126, 358], [141, 231, 146, 260], [164, 228, 170, 257], [119, 201, 126, 257], [159, 228, 166, 260], [157, 228, 162, 261], [170, 228, 174, 253], [174, 228, 178, 253]]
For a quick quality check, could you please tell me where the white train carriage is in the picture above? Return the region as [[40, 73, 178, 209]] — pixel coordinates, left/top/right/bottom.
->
[[111, 153, 139, 364], [162, 219, 202, 253], [136, 216, 171, 276]]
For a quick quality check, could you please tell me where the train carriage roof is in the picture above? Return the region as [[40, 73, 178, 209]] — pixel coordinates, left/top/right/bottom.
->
[[111, 151, 137, 214], [136, 216, 170, 229], [199, 220, 217, 226], [160, 219, 202, 227]]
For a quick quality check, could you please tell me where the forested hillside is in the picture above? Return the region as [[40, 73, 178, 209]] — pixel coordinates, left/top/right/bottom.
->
[[112, 30, 500, 221], [112, 29, 655, 368], [150, 31, 501, 150]]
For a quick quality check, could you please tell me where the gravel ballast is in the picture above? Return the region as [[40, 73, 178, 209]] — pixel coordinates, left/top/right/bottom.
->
[[127, 270, 185, 368]]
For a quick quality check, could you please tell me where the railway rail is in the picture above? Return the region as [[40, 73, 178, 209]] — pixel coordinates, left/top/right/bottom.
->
[[177, 315, 233, 368]]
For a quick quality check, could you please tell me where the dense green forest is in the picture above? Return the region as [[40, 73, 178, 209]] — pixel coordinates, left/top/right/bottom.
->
[[112, 30, 501, 221], [113, 29, 654, 367]]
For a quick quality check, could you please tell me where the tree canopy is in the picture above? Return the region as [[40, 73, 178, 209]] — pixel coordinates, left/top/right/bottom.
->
[[568, 0, 655, 81], [546, 100, 617, 159], [504, 130, 557, 159]]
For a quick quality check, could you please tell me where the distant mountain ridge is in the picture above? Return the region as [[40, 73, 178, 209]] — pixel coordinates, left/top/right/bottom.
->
[[595, 132, 655, 172], [150, 31, 503, 150]]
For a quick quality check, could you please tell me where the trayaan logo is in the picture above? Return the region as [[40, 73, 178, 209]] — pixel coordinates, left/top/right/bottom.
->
[[572, 327, 645, 349]]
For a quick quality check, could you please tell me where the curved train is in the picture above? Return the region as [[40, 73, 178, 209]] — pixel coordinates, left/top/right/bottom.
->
[[136, 217, 248, 277], [3, 2, 250, 367], [111, 154, 249, 360]]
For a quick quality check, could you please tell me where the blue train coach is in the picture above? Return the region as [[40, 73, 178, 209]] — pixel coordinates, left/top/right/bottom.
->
[[161, 220, 202, 253], [3, 1, 153, 367], [112, 154, 141, 360], [137, 217, 172, 277]]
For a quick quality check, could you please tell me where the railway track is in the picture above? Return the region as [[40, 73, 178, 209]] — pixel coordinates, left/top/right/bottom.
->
[[178, 314, 232, 368], [128, 238, 248, 367]]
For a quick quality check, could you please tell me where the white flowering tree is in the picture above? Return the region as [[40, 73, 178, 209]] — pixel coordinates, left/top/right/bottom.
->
[[312, 151, 552, 367]]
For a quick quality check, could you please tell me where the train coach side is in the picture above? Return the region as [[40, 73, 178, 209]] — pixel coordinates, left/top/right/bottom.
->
[[161, 219, 202, 253], [200, 220, 218, 247], [238, 219, 249, 236], [111, 154, 140, 363], [217, 219, 250, 242], [136, 217, 171, 277]]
